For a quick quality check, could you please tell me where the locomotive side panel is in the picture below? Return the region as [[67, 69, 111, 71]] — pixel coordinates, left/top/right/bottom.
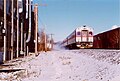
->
[[62, 38, 68, 47], [67, 31, 76, 45]]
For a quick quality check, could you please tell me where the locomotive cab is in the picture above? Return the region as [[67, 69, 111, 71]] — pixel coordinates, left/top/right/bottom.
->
[[76, 26, 93, 48]]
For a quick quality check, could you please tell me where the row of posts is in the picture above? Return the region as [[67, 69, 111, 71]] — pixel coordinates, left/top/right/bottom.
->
[[3, 0, 38, 61]]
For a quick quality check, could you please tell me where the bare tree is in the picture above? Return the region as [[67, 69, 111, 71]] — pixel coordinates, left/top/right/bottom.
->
[[38, 28, 49, 51]]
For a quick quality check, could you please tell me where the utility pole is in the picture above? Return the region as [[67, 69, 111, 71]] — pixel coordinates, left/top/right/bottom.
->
[[26, 3, 47, 55], [44, 29, 47, 52], [50, 34, 54, 41], [11, 0, 14, 60], [50, 34, 54, 49], [3, 0, 6, 61], [34, 4, 38, 56], [17, 0, 19, 58]]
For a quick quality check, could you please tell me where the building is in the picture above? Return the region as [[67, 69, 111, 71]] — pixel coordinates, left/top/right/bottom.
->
[[0, 0, 36, 63]]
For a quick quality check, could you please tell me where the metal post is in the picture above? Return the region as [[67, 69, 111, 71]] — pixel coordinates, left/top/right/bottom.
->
[[27, 46, 29, 56], [26, 0, 32, 56], [17, 0, 19, 58], [3, 0, 6, 61], [34, 4, 38, 56], [26, 0, 32, 42], [11, 0, 14, 60], [24, 33, 26, 57], [20, 23, 23, 55]]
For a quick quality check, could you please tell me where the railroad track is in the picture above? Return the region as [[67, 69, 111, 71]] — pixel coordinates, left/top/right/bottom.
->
[[70, 49, 120, 64]]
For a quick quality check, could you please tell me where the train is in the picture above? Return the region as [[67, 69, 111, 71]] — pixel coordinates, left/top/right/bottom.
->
[[62, 25, 94, 49], [93, 27, 120, 49]]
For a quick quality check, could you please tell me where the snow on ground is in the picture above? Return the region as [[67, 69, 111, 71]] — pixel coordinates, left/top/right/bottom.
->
[[0, 45, 120, 81]]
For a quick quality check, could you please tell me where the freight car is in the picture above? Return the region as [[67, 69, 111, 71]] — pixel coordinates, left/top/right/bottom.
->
[[62, 25, 94, 49], [93, 27, 120, 49]]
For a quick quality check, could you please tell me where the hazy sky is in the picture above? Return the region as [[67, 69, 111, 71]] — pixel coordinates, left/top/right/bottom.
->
[[33, 0, 120, 42]]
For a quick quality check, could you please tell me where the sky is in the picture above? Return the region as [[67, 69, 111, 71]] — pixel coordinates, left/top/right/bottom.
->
[[33, 0, 120, 42]]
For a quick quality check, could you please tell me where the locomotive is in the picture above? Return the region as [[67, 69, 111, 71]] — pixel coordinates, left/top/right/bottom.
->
[[62, 25, 94, 49]]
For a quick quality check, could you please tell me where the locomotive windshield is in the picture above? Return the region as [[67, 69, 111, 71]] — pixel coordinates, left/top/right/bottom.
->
[[89, 32, 93, 36], [81, 30, 88, 36], [77, 32, 81, 35]]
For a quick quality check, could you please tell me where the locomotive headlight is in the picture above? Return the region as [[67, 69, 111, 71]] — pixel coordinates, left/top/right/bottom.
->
[[89, 45, 93, 47], [77, 45, 81, 47]]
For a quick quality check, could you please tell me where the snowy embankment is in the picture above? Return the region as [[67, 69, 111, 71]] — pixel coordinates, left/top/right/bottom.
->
[[0, 45, 120, 81], [71, 49, 120, 64]]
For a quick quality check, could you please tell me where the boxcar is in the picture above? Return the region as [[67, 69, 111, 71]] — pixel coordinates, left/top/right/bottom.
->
[[93, 27, 120, 49]]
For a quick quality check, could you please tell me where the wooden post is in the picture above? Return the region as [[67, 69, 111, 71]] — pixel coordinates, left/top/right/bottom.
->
[[17, 0, 19, 58], [34, 4, 38, 56]]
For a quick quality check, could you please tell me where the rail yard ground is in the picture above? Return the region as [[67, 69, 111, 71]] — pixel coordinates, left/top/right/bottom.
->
[[0, 45, 120, 81]]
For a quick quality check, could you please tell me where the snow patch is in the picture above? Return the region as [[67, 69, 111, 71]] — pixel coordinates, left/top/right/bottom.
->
[[111, 25, 119, 29]]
